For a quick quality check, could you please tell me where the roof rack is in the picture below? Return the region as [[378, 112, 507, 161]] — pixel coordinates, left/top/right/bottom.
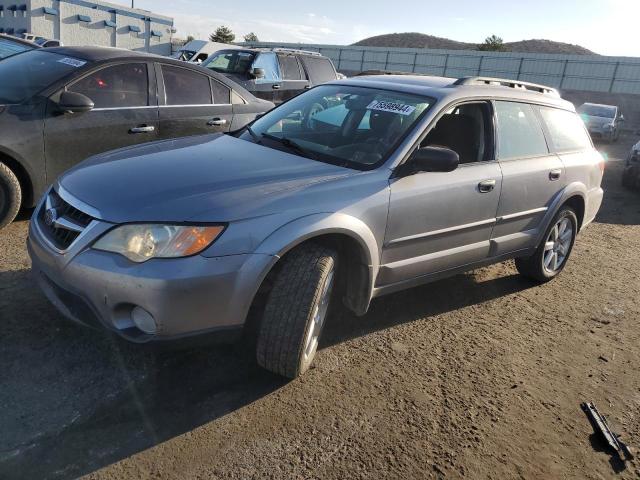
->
[[356, 70, 436, 77], [454, 77, 560, 97], [270, 47, 323, 57]]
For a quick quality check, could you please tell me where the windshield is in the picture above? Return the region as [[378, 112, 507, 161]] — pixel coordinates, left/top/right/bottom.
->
[[0, 37, 35, 60], [0, 50, 88, 104], [202, 50, 255, 74], [239, 85, 434, 170], [578, 104, 616, 119]]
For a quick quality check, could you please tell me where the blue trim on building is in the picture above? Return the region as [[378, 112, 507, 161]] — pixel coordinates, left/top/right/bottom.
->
[[104, 20, 117, 28], [58, 0, 173, 26], [18, 4, 27, 11], [7, 5, 17, 12], [77, 14, 91, 23], [128, 25, 141, 33], [150, 30, 163, 37], [43, 7, 59, 15]]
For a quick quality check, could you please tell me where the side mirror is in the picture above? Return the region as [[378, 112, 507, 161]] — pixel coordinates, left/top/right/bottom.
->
[[250, 67, 265, 79], [408, 146, 459, 173], [619, 114, 625, 122], [58, 91, 94, 114]]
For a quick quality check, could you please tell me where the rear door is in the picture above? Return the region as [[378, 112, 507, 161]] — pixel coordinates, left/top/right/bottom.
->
[[157, 63, 233, 138], [490, 101, 566, 256], [44, 61, 159, 180], [276, 53, 310, 102]]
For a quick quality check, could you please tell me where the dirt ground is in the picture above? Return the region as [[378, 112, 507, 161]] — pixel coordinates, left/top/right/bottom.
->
[[1, 135, 639, 480]]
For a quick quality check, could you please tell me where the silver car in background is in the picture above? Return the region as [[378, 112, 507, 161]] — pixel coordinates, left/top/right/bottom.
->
[[577, 102, 624, 143], [28, 75, 604, 379]]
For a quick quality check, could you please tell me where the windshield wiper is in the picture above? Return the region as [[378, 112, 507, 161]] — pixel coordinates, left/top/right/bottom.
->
[[261, 133, 318, 160]]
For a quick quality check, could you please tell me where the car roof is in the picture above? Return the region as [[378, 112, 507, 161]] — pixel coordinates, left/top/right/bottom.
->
[[580, 102, 617, 109], [44, 45, 158, 61], [332, 74, 575, 111]]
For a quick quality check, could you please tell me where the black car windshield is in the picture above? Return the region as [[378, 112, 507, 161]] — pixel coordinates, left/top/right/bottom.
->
[[239, 85, 434, 170], [202, 50, 256, 74], [172, 50, 196, 61], [0, 37, 35, 60], [0, 50, 89, 104], [578, 104, 616, 119]]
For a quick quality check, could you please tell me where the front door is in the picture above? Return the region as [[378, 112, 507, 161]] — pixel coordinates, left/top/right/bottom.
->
[[250, 52, 283, 104], [44, 61, 159, 181], [157, 63, 233, 138], [490, 101, 566, 256], [380, 101, 502, 286]]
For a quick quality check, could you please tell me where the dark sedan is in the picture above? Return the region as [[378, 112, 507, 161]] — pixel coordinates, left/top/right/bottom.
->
[[0, 46, 274, 227]]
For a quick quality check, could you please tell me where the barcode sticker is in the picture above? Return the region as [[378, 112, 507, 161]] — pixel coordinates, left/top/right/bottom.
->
[[57, 58, 87, 68], [367, 100, 416, 116]]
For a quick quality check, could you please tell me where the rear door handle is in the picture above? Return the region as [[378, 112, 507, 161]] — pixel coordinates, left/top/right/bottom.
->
[[549, 169, 562, 181], [478, 179, 496, 193], [129, 125, 155, 134], [207, 118, 227, 127], [272, 84, 281, 90]]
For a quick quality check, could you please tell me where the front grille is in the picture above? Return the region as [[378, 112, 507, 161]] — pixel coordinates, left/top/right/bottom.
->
[[38, 189, 94, 250]]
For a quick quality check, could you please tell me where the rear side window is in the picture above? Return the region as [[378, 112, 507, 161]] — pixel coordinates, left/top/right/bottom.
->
[[300, 56, 336, 84], [538, 107, 592, 152], [161, 65, 212, 105], [278, 54, 303, 80], [69, 63, 148, 109], [211, 78, 231, 104], [495, 101, 548, 160]]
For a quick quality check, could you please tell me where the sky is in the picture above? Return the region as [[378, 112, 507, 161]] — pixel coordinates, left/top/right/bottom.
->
[[121, 0, 639, 57]]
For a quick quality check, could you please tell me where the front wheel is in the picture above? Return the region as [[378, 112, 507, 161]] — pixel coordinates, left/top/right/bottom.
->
[[256, 243, 337, 378], [0, 162, 22, 229], [515, 207, 578, 283]]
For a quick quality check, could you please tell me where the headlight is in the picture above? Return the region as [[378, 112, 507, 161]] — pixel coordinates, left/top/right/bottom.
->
[[93, 224, 225, 263]]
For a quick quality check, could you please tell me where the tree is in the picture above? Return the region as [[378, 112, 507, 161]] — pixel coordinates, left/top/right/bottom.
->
[[210, 26, 235, 44], [478, 35, 508, 52], [244, 32, 259, 43], [186, 35, 195, 43]]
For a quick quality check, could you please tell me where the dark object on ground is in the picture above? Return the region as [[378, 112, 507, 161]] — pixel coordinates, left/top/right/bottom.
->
[[581, 402, 634, 462]]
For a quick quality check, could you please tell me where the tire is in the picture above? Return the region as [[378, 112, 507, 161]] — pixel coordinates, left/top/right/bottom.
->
[[0, 162, 22, 229], [256, 243, 337, 378], [515, 207, 578, 283]]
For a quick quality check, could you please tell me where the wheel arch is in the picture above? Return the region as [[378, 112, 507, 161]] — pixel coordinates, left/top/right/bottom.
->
[[253, 213, 381, 316], [0, 148, 35, 208]]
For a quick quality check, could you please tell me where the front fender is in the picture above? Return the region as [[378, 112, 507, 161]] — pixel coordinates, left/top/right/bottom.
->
[[254, 212, 381, 314]]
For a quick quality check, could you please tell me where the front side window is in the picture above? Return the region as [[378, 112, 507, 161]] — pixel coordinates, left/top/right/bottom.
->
[[252, 52, 281, 83], [202, 50, 256, 75], [161, 65, 212, 106], [240, 85, 433, 170], [69, 63, 148, 109], [495, 101, 548, 160], [539, 106, 592, 152]]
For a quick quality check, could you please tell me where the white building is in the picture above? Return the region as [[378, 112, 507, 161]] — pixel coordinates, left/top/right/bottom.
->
[[0, 0, 174, 55]]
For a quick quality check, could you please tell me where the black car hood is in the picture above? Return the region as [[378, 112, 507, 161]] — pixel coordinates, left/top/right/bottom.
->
[[59, 134, 354, 223]]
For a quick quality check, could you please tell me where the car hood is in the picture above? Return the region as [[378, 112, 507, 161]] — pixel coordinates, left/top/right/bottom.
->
[[59, 134, 355, 224]]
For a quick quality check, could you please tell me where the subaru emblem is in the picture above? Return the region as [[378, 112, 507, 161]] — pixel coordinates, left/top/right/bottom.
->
[[44, 208, 58, 227]]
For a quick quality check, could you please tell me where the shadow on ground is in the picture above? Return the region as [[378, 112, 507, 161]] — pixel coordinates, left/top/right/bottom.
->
[[0, 261, 535, 479]]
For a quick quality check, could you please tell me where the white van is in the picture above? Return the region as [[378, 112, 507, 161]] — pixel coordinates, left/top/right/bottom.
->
[[171, 40, 241, 64]]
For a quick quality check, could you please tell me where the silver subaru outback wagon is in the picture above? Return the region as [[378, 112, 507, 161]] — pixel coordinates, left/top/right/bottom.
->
[[28, 75, 604, 379]]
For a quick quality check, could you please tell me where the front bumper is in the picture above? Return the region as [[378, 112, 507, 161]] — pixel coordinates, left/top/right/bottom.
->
[[587, 125, 615, 140], [28, 208, 275, 343]]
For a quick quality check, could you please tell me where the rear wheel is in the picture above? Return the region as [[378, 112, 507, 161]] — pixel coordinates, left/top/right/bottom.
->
[[0, 162, 22, 229], [515, 207, 577, 283], [256, 243, 337, 378]]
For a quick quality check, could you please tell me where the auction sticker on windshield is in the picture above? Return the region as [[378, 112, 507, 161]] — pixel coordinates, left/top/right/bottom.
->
[[367, 100, 416, 116], [57, 57, 87, 68]]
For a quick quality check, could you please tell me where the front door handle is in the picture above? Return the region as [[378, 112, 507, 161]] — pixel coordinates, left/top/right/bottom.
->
[[549, 169, 562, 181], [478, 179, 496, 193], [272, 84, 281, 90], [207, 118, 227, 127], [129, 125, 155, 134]]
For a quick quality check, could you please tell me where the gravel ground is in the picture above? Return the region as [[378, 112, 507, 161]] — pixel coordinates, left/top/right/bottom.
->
[[1, 135, 639, 480]]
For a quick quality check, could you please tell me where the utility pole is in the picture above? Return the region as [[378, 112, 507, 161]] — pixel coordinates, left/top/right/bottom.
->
[[131, 1, 134, 8]]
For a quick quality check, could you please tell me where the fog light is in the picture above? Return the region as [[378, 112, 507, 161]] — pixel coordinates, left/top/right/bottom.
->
[[131, 306, 157, 334]]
